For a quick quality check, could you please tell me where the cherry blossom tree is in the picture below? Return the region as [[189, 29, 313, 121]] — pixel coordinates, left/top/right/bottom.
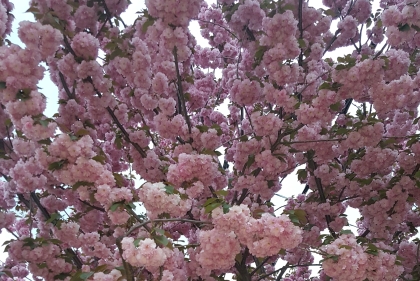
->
[[1, 0, 420, 280]]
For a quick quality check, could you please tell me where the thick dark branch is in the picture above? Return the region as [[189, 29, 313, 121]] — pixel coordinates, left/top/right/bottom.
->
[[323, 29, 341, 56], [173, 46, 192, 135], [116, 237, 134, 281], [17, 193, 30, 209], [63, 35, 77, 58], [235, 248, 251, 281], [84, 76, 147, 158], [30, 192, 51, 220], [271, 123, 305, 152], [340, 98, 353, 115], [298, 0, 304, 67], [373, 43, 388, 60], [59, 72, 75, 100], [359, 229, 370, 237], [275, 262, 289, 281], [20, 192, 83, 269], [236, 188, 249, 205], [250, 256, 270, 276], [106, 106, 147, 158], [100, 0, 114, 28], [308, 158, 337, 238]]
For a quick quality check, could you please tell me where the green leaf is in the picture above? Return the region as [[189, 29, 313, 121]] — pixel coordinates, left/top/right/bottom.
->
[[72, 181, 94, 190], [2, 239, 14, 246], [125, 202, 136, 210], [366, 18, 372, 28], [110, 202, 122, 212], [46, 213, 62, 224], [55, 273, 71, 280], [324, 8, 339, 18], [69, 271, 93, 281], [92, 155, 106, 164], [79, 272, 94, 280], [185, 76, 194, 84], [215, 190, 228, 197], [222, 203, 230, 214], [224, 3, 240, 22], [366, 243, 379, 256], [245, 154, 255, 169], [294, 209, 307, 225], [297, 169, 307, 182], [38, 138, 52, 145], [204, 202, 223, 214], [298, 38, 306, 49], [49, 239, 62, 245], [411, 25, 420, 32], [196, 125, 209, 133], [336, 128, 348, 135], [133, 238, 142, 247], [75, 129, 90, 137], [48, 160, 68, 171], [329, 102, 341, 111], [253, 46, 268, 67], [0, 81, 6, 89], [114, 134, 123, 149], [164, 185, 175, 194], [335, 64, 348, 70], [3, 118, 11, 127], [154, 228, 165, 235], [211, 124, 224, 136], [398, 23, 410, 32], [142, 18, 155, 33], [154, 235, 169, 247], [318, 82, 331, 90], [139, 125, 150, 131], [282, 4, 295, 11], [16, 88, 32, 100], [339, 245, 353, 250], [107, 48, 124, 61], [113, 173, 125, 187], [204, 197, 218, 205], [201, 148, 222, 156]]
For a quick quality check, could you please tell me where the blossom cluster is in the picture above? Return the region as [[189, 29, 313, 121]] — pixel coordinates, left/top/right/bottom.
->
[[1, 0, 419, 280]]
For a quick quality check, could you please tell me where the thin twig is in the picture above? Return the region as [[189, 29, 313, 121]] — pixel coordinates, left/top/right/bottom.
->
[[79, 199, 105, 212], [125, 218, 212, 237], [373, 43, 388, 60], [195, 18, 238, 39], [278, 138, 345, 145], [6, 228, 18, 239]]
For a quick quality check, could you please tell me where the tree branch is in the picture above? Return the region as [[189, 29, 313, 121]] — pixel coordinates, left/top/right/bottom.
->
[[116, 237, 134, 281], [298, 0, 304, 67], [307, 157, 337, 238], [125, 218, 212, 237], [59, 72, 75, 100], [173, 46, 192, 136], [79, 199, 105, 212]]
